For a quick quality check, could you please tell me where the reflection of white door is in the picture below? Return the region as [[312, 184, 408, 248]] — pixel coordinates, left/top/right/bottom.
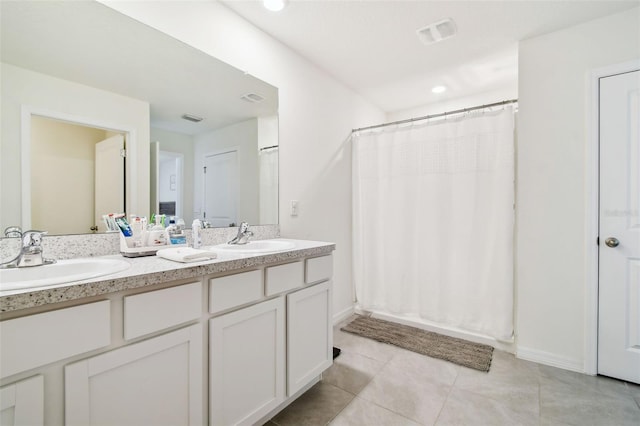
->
[[95, 135, 125, 232], [598, 70, 640, 384], [204, 150, 237, 227]]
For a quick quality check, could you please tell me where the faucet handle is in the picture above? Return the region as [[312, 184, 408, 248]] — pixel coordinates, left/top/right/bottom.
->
[[22, 230, 47, 246], [4, 226, 22, 238]]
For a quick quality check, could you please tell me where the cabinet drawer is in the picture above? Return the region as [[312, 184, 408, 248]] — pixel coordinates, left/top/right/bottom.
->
[[0, 301, 111, 379], [265, 261, 304, 296], [124, 282, 201, 340], [209, 270, 263, 314], [305, 255, 333, 284]]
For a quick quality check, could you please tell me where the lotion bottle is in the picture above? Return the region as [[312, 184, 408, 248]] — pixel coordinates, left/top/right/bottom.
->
[[192, 219, 202, 249]]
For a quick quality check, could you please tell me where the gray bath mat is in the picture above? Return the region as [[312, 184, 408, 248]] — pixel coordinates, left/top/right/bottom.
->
[[341, 316, 493, 372]]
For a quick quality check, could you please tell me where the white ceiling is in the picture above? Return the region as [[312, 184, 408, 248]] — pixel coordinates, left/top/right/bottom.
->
[[1, 1, 278, 135], [221, 0, 639, 113]]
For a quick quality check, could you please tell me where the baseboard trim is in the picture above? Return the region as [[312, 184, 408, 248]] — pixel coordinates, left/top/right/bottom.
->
[[333, 305, 355, 325], [517, 346, 584, 373]]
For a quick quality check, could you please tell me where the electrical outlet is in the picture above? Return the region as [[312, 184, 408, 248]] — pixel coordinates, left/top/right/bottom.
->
[[290, 200, 299, 216]]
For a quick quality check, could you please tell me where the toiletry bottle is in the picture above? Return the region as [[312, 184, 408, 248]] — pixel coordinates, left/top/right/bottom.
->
[[165, 217, 184, 245], [149, 214, 167, 246], [170, 217, 187, 245], [115, 214, 132, 237], [165, 217, 176, 241], [140, 217, 149, 246], [131, 216, 143, 247], [192, 219, 202, 249]]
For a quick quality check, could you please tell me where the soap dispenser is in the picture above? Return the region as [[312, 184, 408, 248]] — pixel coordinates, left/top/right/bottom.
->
[[148, 215, 167, 246]]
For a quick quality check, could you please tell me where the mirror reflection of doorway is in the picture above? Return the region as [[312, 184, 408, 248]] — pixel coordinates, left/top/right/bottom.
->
[[204, 149, 238, 227], [30, 116, 125, 234], [158, 151, 184, 219]]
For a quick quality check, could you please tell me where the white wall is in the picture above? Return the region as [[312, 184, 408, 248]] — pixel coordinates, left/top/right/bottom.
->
[[1, 63, 150, 230], [194, 119, 260, 224], [258, 115, 279, 150], [516, 7, 640, 371], [387, 86, 517, 122], [102, 0, 385, 321], [158, 157, 178, 203]]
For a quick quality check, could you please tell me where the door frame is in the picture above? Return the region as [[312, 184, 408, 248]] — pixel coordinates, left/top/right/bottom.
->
[[21, 106, 136, 229], [585, 59, 640, 375]]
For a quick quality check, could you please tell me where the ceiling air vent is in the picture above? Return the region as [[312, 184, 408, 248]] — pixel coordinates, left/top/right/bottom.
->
[[417, 18, 457, 45], [181, 114, 203, 123], [240, 93, 265, 103]]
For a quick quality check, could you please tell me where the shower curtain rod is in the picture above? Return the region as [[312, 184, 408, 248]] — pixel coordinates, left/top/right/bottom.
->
[[351, 99, 518, 133]]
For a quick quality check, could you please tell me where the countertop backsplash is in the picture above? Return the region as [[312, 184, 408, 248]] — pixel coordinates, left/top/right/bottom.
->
[[0, 225, 280, 261]]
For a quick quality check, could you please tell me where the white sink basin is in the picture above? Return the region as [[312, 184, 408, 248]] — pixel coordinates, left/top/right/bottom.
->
[[0, 258, 131, 292], [209, 240, 296, 254]]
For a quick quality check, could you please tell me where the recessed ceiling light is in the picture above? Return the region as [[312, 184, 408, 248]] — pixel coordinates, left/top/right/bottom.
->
[[431, 85, 447, 94], [263, 0, 287, 12]]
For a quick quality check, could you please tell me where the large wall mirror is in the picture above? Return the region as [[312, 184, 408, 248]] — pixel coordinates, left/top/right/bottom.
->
[[0, 0, 279, 235]]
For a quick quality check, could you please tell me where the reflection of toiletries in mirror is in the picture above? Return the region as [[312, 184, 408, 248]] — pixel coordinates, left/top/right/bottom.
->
[[165, 218, 177, 244], [148, 215, 167, 246], [115, 215, 132, 237], [102, 214, 120, 232], [131, 217, 144, 247], [192, 219, 202, 249], [166, 217, 187, 245]]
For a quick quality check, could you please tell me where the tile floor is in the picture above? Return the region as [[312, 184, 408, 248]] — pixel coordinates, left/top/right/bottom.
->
[[266, 316, 640, 426]]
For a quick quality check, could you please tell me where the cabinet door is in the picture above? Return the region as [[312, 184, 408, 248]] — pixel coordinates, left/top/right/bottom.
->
[[287, 281, 333, 396], [0, 375, 44, 426], [65, 324, 203, 426], [210, 297, 285, 426]]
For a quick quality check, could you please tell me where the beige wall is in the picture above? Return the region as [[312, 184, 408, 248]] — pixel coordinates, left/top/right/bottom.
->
[[517, 7, 640, 370], [1, 63, 150, 232], [31, 117, 108, 234]]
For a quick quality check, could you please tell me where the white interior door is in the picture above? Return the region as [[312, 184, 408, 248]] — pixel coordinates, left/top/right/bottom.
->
[[598, 69, 640, 384], [204, 150, 237, 227], [95, 134, 125, 232]]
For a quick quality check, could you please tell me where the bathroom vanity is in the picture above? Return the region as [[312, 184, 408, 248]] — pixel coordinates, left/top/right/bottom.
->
[[0, 239, 334, 426]]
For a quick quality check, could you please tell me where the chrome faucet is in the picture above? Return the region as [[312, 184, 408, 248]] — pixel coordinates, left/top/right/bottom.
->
[[0, 230, 56, 268], [228, 222, 253, 245], [4, 226, 22, 238]]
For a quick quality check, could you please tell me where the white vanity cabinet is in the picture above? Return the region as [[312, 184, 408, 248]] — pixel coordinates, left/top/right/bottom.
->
[[0, 243, 335, 426], [65, 324, 203, 426], [287, 255, 334, 396], [287, 280, 333, 396], [0, 375, 44, 426], [208, 254, 334, 425], [65, 282, 204, 426], [209, 297, 286, 426]]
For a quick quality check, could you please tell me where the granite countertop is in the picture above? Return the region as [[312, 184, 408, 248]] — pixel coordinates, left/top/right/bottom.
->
[[0, 239, 335, 314]]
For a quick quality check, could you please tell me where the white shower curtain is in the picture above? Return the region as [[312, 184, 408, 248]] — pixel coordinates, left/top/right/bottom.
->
[[352, 107, 514, 341]]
